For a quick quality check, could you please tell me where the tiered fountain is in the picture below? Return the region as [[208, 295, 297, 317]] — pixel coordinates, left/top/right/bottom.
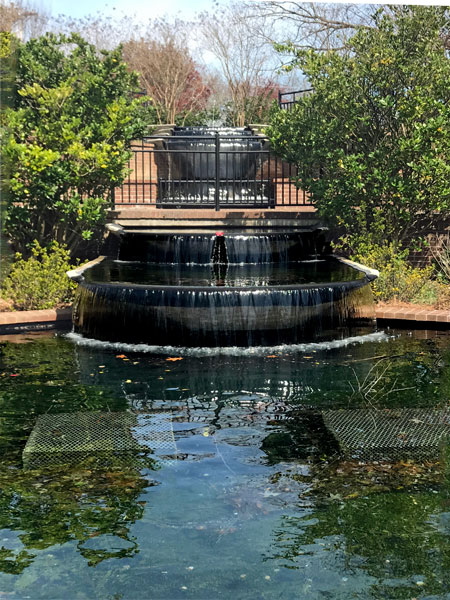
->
[[69, 228, 378, 347], [68, 127, 378, 347]]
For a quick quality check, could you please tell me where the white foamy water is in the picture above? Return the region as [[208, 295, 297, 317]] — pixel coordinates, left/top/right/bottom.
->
[[65, 331, 389, 357]]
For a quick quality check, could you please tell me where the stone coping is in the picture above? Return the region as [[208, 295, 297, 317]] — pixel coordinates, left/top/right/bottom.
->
[[0, 307, 72, 330]]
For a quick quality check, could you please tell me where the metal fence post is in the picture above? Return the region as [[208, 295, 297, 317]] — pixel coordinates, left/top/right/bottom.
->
[[215, 131, 220, 211]]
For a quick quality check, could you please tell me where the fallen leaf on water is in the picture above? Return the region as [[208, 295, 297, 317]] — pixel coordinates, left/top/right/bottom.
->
[[166, 357, 183, 362]]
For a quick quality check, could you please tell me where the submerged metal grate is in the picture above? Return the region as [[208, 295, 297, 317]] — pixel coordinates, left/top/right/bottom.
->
[[322, 408, 450, 461], [23, 411, 177, 468]]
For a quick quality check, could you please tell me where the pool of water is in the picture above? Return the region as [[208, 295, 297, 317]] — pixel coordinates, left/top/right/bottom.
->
[[84, 258, 365, 288], [0, 328, 450, 598]]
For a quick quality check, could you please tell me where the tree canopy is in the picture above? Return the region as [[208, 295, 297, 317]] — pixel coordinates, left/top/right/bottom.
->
[[267, 6, 450, 249]]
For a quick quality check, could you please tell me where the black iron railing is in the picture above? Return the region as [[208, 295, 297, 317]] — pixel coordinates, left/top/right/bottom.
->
[[278, 88, 313, 111], [113, 131, 313, 210]]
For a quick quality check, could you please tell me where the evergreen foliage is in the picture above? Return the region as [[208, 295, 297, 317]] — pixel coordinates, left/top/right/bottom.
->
[[268, 7, 450, 248], [1, 33, 155, 256]]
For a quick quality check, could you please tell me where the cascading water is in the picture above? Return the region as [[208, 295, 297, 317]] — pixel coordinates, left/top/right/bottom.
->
[[70, 230, 378, 347]]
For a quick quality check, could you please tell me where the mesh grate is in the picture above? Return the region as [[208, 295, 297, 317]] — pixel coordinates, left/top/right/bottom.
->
[[322, 408, 450, 461], [23, 411, 177, 469]]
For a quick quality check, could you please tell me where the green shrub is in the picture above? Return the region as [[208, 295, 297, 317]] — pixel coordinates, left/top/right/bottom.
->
[[349, 241, 434, 303], [2, 241, 78, 310], [267, 6, 450, 247], [2, 33, 153, 256]]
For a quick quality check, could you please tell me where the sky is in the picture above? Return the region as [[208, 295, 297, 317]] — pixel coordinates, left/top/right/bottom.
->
[[44, 0, 217, 20], [43, 0, 450, 21]]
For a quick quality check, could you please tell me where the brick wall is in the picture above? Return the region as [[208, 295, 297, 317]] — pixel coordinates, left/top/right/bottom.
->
[[406, 217, 450, 267]]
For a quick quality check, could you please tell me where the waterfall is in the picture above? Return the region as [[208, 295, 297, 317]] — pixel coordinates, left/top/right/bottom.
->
[[73, 266, 375, 347]]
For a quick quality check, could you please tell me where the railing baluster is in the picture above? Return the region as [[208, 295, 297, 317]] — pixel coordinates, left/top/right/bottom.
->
[[215, 132, 220, 211]]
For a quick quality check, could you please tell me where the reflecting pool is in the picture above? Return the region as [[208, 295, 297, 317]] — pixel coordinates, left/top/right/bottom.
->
[[0, 328, 450, 598]]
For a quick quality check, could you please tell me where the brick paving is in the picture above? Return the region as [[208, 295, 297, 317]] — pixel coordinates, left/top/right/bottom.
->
[[109, 206, 321, 230], [375, 304, 450, 324]]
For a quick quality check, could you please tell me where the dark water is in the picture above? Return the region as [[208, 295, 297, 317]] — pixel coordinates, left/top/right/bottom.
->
[[84, 258, 364, 288], [0, 329, 450, 598]]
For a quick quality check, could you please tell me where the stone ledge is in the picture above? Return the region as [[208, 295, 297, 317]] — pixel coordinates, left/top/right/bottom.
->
[[0, 307, 72, 331]]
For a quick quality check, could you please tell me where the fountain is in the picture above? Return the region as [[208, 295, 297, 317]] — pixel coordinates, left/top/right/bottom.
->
[[68, 126, 378, 347], [69, 228, 378, 347]]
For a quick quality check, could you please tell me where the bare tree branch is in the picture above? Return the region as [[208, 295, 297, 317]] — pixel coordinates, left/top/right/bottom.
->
[[244, 1, 376, 51], [199, 2, 282, 126]]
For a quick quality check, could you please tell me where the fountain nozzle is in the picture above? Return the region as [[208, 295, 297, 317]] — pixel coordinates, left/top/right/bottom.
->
[[212, 232, 228, 264]]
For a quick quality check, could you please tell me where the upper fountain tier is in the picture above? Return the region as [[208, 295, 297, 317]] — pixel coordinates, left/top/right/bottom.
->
[[116, 229, 331, 265]]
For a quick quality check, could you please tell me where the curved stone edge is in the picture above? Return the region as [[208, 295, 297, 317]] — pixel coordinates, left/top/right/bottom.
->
[[334, 255, 379, 281], [67, 256, 107, 283], [105, 223, 124, 237]]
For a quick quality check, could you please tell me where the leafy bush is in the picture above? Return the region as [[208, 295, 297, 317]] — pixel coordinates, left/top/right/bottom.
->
[[350, 241, 435, 303], [267, 6, 450, 246], [1, 33, 154, 256], [2, 241, 79, 310], [431, 235, 450, 283]]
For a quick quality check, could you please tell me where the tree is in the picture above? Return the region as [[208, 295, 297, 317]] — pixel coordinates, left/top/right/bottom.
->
[[122, 20, 211, 125], [1, 33, 153, 256], [245, 1, 374, 53], [267, 6, 450, 249], [223, 81, 280, 126], [200, 2, 280, 127]]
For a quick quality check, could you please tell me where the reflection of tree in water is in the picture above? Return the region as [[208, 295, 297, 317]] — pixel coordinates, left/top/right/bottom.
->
[[265, 465, 450, 598], [0, 455, 158, 574], [0, 338, 126, 452]]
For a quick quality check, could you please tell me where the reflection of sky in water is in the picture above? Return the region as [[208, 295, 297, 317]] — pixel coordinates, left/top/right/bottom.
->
[[0, 329, 449, 598]]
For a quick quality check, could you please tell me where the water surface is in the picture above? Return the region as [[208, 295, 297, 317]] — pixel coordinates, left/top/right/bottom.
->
[[0, 329, 449, 598], [84, 258, 365, 288]]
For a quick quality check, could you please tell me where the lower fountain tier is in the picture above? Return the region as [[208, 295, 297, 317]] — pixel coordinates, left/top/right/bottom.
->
[[73, 280, 376, 347]]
